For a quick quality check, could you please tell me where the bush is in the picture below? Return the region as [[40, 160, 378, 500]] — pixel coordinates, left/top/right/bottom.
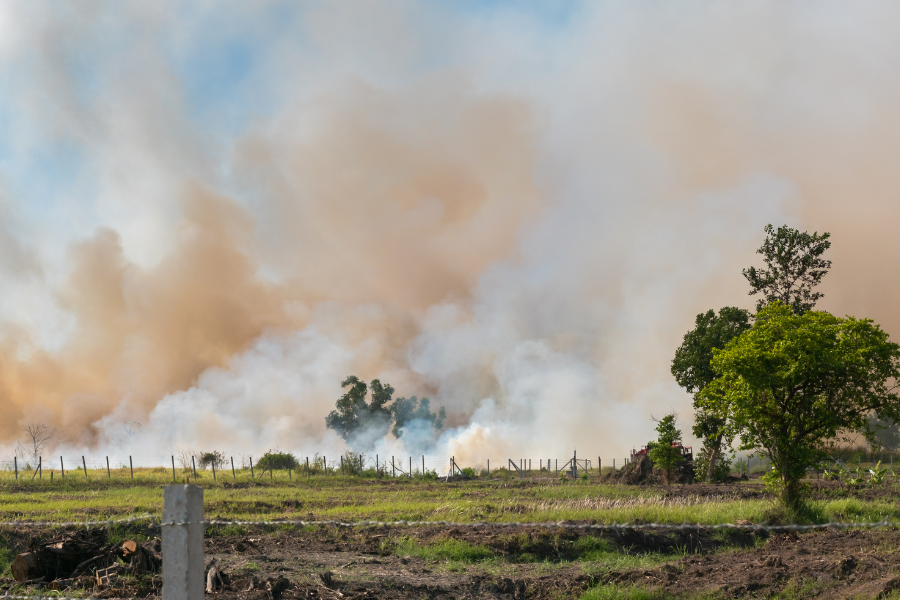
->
[[461, 467, 477, 478], [693, 448, 733, 483], [255, 450, 300, 472], [198, 451, 226, 470]]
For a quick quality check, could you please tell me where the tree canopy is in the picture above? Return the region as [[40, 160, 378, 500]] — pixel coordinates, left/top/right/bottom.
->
[[647, 414, 683, 485], [390, 396, 446, 439], [324, 376, 394, 444], [742, 224, 831, 314], [671, 307, 751, 481], [325, 376, 446, 450], [698, 302, 900, 506]]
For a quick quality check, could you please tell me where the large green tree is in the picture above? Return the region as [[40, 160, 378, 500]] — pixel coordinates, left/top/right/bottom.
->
[[672, 307, 751, 482], [325, 376, 395, 446], [743, 224, 831, 314], [699, 302, 900, 507]]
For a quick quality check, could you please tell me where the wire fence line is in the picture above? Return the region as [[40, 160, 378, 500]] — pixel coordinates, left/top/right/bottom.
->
[[1, 595, 98, 600], [3, 513, 900, 533]]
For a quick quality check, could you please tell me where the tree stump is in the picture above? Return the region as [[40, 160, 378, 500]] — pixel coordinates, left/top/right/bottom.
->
[[11, 552, 44, 582]]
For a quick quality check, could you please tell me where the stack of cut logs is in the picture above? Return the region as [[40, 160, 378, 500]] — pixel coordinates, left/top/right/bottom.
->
[[10, 529, 160, 589]]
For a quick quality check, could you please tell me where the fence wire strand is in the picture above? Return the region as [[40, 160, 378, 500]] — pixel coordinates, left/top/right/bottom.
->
[[0, 514, 157, 528], [183, 517, 900, 532], [2, 595, 99, 600], [2, 514, 900, 533]]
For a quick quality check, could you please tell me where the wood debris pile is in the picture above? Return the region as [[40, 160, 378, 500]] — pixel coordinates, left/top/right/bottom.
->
[[10, 528, 160, 591]]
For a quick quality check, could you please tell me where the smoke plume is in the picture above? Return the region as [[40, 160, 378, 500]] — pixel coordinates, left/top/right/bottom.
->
[[2, 2, 900, 463]]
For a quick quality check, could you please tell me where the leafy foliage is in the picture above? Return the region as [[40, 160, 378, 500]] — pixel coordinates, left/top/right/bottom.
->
[[742, 224, 831, 314], [255, 450, 300, 472], [325, 376, 446, 449], [699, 302, 900, 507], [390, 396, 446, 438], [693, 448, 733, 483], [325, 376, 394, 444], [198, 451, 226, 470], [672, 307, 750, 481], [647, 414, 682, 485]]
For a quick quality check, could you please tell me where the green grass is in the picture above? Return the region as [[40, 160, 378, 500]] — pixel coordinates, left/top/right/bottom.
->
[[580, 583, 679, 600], [0, 544, 12, 577], [4, 472, 900, 529], [393, 537, 496, 563], [580, 583, 725, 600]]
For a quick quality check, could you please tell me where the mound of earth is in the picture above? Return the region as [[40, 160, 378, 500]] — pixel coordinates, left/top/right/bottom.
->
[[602, 454, 694, 485]]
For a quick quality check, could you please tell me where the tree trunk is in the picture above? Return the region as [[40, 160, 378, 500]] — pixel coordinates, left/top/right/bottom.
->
[[11, 552, 43, 582], [706, 445, 719, 483]]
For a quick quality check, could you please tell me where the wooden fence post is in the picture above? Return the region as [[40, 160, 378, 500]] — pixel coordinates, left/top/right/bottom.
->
[[211, 461, 216, 482], [306, 457, 309, 478], [107, 457, 111, 479], [249, 457, 254, 479], [13, 457, 17, 481], [60, 456, 65, 478], [130, 456, 134, 480], [191, 456, 196, 480], [231, 457, 236, 481], [82, 456, 88, 478], [172, 456, 176, 482], [162, 484, 204, 600], [422, 455, 425, 476]]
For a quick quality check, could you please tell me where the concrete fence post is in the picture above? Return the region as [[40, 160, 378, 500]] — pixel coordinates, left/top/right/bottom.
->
[[162, 484, 204, 600]]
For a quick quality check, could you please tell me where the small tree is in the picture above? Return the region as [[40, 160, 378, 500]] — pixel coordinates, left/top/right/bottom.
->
[[197, 451, 226, 470], [672, 307, 751, 481], [648, 414, 683, 485], [20, 423, 55, 466], [699, 302, 900, 508], [743, 224, 831, 315]]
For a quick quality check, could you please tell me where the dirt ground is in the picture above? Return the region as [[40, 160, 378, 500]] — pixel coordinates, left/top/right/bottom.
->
[[609, 528, 900, 599], [4, 522, 900, 599]]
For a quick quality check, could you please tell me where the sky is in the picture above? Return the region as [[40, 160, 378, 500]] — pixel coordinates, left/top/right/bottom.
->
[[2, 1, 900, 466]]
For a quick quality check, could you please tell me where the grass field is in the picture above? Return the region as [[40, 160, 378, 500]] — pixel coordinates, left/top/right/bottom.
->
[[5, 471, 900, 598]]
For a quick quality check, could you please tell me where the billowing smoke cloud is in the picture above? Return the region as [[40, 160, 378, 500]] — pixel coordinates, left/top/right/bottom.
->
[[2, 2, 900, 463]]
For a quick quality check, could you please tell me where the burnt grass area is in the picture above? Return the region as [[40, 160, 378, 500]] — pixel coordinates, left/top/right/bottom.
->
[[3, 523, 900, 599]]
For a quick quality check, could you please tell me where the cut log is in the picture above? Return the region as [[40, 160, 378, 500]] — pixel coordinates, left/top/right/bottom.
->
[[11, 552, 44, 582], [120, 540, 138, 557]]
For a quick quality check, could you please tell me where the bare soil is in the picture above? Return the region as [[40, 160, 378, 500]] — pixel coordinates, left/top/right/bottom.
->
[[609, 528, 900, 599], [4, 523, 900, 599]]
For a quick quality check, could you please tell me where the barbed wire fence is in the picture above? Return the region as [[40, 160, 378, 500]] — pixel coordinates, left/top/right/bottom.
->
[[6, 489, 900, 600]]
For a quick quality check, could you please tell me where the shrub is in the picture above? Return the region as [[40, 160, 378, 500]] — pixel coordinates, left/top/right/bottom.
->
[[255, 450, 300, 472], [693, 448, 734, 483], [197, 451, 226, 470]]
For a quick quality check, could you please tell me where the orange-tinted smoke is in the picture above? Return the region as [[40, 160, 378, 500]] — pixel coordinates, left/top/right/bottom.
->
[[0, 84, 541, 448]]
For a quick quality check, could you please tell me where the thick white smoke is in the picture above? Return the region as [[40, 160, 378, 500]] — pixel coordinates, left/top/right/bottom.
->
[[3, 2, 900, 465]]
